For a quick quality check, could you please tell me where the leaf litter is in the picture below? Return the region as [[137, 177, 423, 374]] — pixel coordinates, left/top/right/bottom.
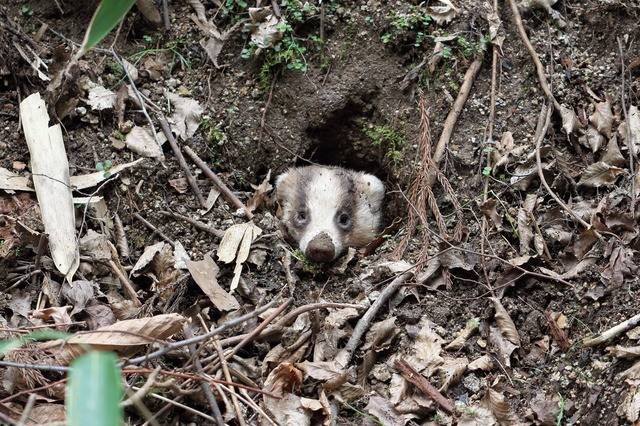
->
[[1, 0, 640, 424]]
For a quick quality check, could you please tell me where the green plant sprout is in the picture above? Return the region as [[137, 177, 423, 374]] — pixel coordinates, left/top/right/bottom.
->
[[96, 159, 113, 178]]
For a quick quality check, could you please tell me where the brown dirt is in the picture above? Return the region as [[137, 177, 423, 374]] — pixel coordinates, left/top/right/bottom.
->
[[1, 0, 640, 424]]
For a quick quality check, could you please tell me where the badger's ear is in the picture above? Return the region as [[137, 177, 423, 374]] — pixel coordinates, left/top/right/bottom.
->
[[274, 169, 297, 205], [359, 173, 385, 211]]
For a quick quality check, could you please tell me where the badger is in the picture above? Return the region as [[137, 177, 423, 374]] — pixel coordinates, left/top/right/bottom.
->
[[275, 165, 385, 263]]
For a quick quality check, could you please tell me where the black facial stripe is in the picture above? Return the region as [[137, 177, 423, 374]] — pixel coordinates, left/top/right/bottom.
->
[[336, 170, 356, 232]]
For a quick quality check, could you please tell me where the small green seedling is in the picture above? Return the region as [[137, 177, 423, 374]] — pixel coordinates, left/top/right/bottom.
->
[[482, 166, 492, 176], [96, 159, 113, 178]]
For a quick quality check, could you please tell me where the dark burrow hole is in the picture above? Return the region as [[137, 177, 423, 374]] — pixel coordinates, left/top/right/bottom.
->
[[300, 100, 387, 177]]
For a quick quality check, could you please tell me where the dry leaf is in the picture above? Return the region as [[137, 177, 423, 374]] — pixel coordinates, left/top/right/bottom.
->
[[584, 125, 605, 153], [445, 318, 480, 351], [491, 297, 521, 347], [468, 355, 494, 371], [246, 170, 273, 213], [618, 386, 640, 423], [601, 135, 626, 167], [20, 92, 79, 281], [87, 84, 117, 111], [168, 93, 203, 140], [485, 388, 520, 425], [217, 222, 263, 291], [427, 0, 460, 25], [70, 158, 145, 190], [364, 394, 415, 426], [578, 162, 624, 188], [589, 99, 614, 138], [249, 8, 284, 49], [41, 313, 188, 365], [185, 253, 240, 311], [561, 105, 581, 135], [125, 126, 165, 158]]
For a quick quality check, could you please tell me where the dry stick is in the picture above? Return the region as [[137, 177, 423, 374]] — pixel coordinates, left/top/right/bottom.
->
[[160, 210, 225, 239], [582, 312, 640, 348], [507, 0, 561, 113], [479, 0, 501, 296], [213, 337, 246, 426], [133, 212, 176, 246], [430, 54, 484, 186], [182, 145, 254, 219], [617, 36, 637, 211], [340, 272, 413, 364], [183, 325, 225, 426], [140, 391, 215, 424], [213, 302, 365, 350], [534, 102, 591, 229], [394, 358, 456, 415], [158, 118, 208, 209], [329, 271, 413, 425], [122, 299, 280, 368]]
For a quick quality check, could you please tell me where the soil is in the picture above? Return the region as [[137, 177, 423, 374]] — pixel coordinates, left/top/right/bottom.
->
[[1, 0, 640, 425]]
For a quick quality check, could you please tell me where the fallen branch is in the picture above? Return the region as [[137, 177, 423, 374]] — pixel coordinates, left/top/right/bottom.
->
[[431, 54, 484, 179], [158, 118, 208, 209], [182, 145, 254, 219], [583, 312, 640, 347], [507, 0, 561, 113], [394, 357, 456, 415]]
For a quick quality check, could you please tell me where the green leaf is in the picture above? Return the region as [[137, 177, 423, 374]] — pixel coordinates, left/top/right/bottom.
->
[[67, 351, 123, 426], [0, 330, 70, 355], [79, 0, 137, 56], [96, 162, 104, 171]]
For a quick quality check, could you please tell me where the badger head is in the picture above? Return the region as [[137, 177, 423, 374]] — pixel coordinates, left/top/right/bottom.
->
[[275, 165, 385, 263]]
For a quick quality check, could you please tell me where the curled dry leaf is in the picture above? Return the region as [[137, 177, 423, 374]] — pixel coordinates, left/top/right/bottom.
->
[[578, 162, 624, 188], [561, 105, 581, 136], [468, 354, 494, 371], [618, 386, 640, 424], [246, 170, 273, 214], [517, 194, 537, 256], [364, 394, 416, 426], [485, 387, 520, 425], [445, 318, 480, 351], [40, 313, 188, 365], [584, 125, 605, 153], [601, 135, 626, 167], [217, 222, 263, 292], [619, 105, 640, 155], [589, 99, 614, 138], [125, 126, 164, 158], [248, 7, 284, 49], [168, 93, 203, 140], [490, 297, 521, 347], [427, 0, 460, 25], [606, 345, 640, 359]]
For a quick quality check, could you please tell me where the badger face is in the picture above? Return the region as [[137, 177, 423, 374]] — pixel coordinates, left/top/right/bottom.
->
[[275, 166, 385, 263]]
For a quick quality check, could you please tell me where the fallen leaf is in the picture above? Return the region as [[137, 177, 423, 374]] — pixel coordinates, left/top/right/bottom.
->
[[427, 0, 460, 25], [125, 126, 165, 158], [491, 297, 521, 347], [589, 98, 614, 138], [185, 254, 240, 311], [561, 105, 581, 136], [168, 93, 203, 140], [20, 92, 79, 281], [578, 162, 624, 188], [217, 222, 263, 292]]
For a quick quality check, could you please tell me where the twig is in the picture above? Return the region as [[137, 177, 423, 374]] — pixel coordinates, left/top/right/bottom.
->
[[212, 336, 246, 426], [431, 54, 484, 181], [533, 102, 591, 229], [338, 272, 413, 365], [108, 260, 141, 307], [133, 212, 176, 246], [183, 325, 225, 426], [138, 389, 215, 423], [214, 302, 365, 349], [121, 299, 280, 367], [121, 367, 161, 408], [158, 119, 208, 208], [160, 210, 225, 238], [582, 312, 640, 347], [617, 36, 637, 211], [182, 145, 253, 219], [507, 0, 561, 113], [18, 393, 37, 426], [394, 358, 456, 414]]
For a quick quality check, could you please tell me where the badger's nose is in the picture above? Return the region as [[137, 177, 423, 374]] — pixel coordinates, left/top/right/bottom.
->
[[305, 232, 336, 263]]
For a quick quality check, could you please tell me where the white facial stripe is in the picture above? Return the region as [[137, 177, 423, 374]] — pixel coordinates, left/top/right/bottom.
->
[[297, 169, 345, 255]]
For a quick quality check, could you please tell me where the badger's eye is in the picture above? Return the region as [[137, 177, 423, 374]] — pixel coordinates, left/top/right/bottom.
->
[[337, 212, 352, 230], [294, 210, 308, 226]]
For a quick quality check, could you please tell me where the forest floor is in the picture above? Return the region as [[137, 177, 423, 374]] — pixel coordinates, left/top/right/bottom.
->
[[1, 0, 640, 424]]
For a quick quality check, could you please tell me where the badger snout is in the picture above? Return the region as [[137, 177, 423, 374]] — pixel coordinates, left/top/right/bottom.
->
[[305, 232, 336, 263]]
